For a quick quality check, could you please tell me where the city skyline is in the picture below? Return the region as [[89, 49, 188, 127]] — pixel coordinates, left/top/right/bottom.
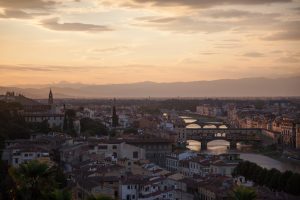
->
[[1, 0, 300, 85]]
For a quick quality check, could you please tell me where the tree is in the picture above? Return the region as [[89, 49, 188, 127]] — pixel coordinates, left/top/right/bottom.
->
[[112, 105, 118, 128], [63, 109, 76, 135], [264, 168, 278, 188], [0, 160, 15, 200], [278, 170, 293, 191], [256, 168, 268, 186], [268, 169, 281, 190], [9, 160, 58, 200], [232, 160, 300, 196], [80, 118, 108, 136], [285, 173, 300, 196], [87, 195, 114, 200], [49, 189, 71, 200], [231, 186, 257, 200]]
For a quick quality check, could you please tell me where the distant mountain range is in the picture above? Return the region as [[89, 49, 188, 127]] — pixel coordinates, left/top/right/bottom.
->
[[1, 77, 299, 98]]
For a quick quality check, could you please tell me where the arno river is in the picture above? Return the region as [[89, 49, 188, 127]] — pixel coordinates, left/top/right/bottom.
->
[[182, 117, 300, 173]]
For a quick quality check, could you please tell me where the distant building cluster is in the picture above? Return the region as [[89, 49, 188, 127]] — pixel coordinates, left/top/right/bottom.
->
[[1, 92, 300, 200], [225, 103, 300, 149], [193, 101, 300, 149], [0, 90, 65, 129]]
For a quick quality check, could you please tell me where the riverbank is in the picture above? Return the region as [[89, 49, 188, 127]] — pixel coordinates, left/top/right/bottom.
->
[[251, 143, 300, 166]]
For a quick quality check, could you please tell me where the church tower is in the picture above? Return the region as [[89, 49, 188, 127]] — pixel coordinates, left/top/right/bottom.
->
[[48, 89, 54, 105]]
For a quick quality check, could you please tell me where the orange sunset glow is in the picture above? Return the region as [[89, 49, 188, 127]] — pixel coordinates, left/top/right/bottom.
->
[[0, 0, 300, 86]]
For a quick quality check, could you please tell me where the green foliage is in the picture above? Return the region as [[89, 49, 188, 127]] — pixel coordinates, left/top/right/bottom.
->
[[27, 120, 50, 133], [80, 118, 108, 136], [63, 109, 76, 135], [8, 160, 68, 200], [112, 106, 118, 127], [87, 195, 114, 200], [278, 171, 293, 191], [285, 173, 300, 195], [48, 189, 71, 200], [0, 101, 31, 142], [231, 186, 257, 200], [9, 160, 57, 200], [0, 160, 16, 200], [109, 129, 117, 138], [233, 161, 300, 195]]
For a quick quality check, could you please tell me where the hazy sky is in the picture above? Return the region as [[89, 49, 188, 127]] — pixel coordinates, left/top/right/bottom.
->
[[0, 0, 300, 85]]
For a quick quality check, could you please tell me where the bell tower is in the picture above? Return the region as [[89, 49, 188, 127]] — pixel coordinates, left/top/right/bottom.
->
[[48, 89, 53, 105]]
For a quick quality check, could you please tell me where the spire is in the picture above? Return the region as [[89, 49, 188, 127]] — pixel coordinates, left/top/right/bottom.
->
[[48, 89, 53, 105]]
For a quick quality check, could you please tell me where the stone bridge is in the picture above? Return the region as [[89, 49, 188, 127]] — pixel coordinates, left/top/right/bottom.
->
[[176, 128, 261, 150], [185, 121, 230, 128]]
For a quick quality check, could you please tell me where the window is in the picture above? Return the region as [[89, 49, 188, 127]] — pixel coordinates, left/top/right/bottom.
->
[[133, 151, 138, 159], [98, 145, 108, 150], [112, 145, 117, 149], [132, 195, 135, 199], [78, 192, 82, 198], [113, 152, 117, 158], [127, 185, 130, 190], [24, 153, 28, 157]]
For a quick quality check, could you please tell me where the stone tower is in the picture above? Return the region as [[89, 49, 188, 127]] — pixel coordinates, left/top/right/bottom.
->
[[48, 89, 53, 105]]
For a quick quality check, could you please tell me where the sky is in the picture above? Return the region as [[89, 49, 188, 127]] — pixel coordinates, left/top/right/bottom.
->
[[0, 0, 300, 86]]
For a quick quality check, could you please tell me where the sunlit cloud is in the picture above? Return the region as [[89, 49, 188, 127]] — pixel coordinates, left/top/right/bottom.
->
[[40, 17, 114, 32], [0, 9, 33, 19], [243, 52, 265, 57], [0, 0, 299, 85], [129, 0, 292, 8]]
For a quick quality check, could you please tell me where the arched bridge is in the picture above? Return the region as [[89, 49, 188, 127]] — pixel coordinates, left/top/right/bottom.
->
[[185, 121, 230, 128], [176, 128, 261, 150]]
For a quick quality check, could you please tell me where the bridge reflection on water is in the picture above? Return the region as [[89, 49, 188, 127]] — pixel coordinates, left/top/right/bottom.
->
[[183, 120, 300, 173], [184, 121, 247, 152]]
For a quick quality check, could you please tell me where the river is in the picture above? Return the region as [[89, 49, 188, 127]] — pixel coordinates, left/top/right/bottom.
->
[[181, 116, 300, 173]]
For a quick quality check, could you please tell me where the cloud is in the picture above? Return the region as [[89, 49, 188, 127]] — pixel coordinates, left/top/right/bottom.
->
[[92, 46, 129, 53], [0, 64, 156, 73], [40, 17, 113, 32], [0, 65, 54, 72], [130, 0, 291, 8], [0, 64, 102, 72], [0, 9, 33, 19], [264, 31, 300, 40], [0, 0, 57, 10], [293, 7, 300, 11], [134, 16, 233, 33], [202, 9, 280, 19], [205, 9, 254, 18], [276, 56, 300, 63], [263, 21, 300, 40], [133, 7, 281, 33], [243, 52, 265, 57]]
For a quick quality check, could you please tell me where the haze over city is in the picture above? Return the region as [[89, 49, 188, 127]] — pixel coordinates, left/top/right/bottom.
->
[[0, 0, 300, 88], [2, 1, 300, 200]]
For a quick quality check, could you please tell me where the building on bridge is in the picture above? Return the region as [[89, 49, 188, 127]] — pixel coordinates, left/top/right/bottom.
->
[[176, 126, 261, 150]]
